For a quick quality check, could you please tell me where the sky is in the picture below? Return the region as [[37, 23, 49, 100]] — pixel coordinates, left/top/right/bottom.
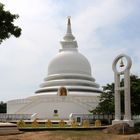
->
[[0, 0, 140, 101]]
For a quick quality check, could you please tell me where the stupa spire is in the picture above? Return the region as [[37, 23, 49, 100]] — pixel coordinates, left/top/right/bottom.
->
[[63, 16, 75, 41], [60, 17, 78, 51], [67, 16, 72, 34]]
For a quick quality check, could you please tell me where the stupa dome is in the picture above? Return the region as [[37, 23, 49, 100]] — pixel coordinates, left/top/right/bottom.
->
[[48, 50, 91, 76], [35, 17, 101, 94]]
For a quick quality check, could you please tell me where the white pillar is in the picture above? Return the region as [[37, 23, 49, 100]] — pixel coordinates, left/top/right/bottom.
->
[[124, 70, 131, 120], [114, 74, 121, 120]]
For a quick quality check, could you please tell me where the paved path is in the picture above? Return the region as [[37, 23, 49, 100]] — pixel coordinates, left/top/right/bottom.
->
[[0, 123, 21, 135]]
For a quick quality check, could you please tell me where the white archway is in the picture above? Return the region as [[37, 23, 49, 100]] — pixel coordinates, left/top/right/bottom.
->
[[112, 54, 134, 127]]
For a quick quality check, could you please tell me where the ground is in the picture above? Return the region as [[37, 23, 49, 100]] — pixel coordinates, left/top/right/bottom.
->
[[0, 130, 140, 140]]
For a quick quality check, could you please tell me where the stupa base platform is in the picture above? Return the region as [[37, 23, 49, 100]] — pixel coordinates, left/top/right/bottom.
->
[[18, 126, 108, 131]]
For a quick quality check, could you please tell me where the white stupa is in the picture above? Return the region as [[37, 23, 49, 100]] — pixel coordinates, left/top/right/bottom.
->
[[7, 18, 102, 119]]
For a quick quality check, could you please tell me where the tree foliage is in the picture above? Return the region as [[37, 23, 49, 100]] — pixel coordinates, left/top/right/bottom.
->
[[0, 101, 6, 113], [130, 75, 140, 115], [93, 75, 140, 115], [92, 83, 115, 114], [0, 3, 21, 44]]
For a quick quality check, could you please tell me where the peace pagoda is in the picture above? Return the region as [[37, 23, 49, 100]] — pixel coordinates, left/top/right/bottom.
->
[[7, 18, 102, 119]]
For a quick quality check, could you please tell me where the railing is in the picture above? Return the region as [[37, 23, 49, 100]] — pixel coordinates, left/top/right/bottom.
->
[[0, 113, 32, 122], [132, 115, 140, 123]]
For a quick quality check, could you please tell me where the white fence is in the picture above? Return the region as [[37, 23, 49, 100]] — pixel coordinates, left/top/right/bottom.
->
[[132, 115, 140, 123], [0, 113, 32, 122]]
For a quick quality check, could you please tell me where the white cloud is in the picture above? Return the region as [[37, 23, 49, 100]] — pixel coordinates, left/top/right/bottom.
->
[[0, 0, 139, 101]]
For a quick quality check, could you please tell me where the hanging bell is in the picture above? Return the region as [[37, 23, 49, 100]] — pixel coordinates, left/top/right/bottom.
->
[[120, 58, 124, 67]]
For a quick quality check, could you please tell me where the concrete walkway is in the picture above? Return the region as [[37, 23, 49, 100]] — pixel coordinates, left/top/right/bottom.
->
[[0, 123, 21, 135]]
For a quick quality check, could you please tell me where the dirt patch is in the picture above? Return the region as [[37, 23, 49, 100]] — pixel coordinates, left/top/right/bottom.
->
[[103, 123, 136, 134], [0, 130, 139, 140]]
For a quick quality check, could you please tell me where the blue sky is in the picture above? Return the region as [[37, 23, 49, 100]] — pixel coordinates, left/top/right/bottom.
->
[[0, 0, 140, 101]]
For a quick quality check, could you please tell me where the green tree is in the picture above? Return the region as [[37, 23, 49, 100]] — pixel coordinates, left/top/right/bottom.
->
[[0, 3, 21, 44], [93, 75, 140, 115], [0, 101, 6, 113], [92, 83, 115, 114], [130, 75, 140, 115]]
